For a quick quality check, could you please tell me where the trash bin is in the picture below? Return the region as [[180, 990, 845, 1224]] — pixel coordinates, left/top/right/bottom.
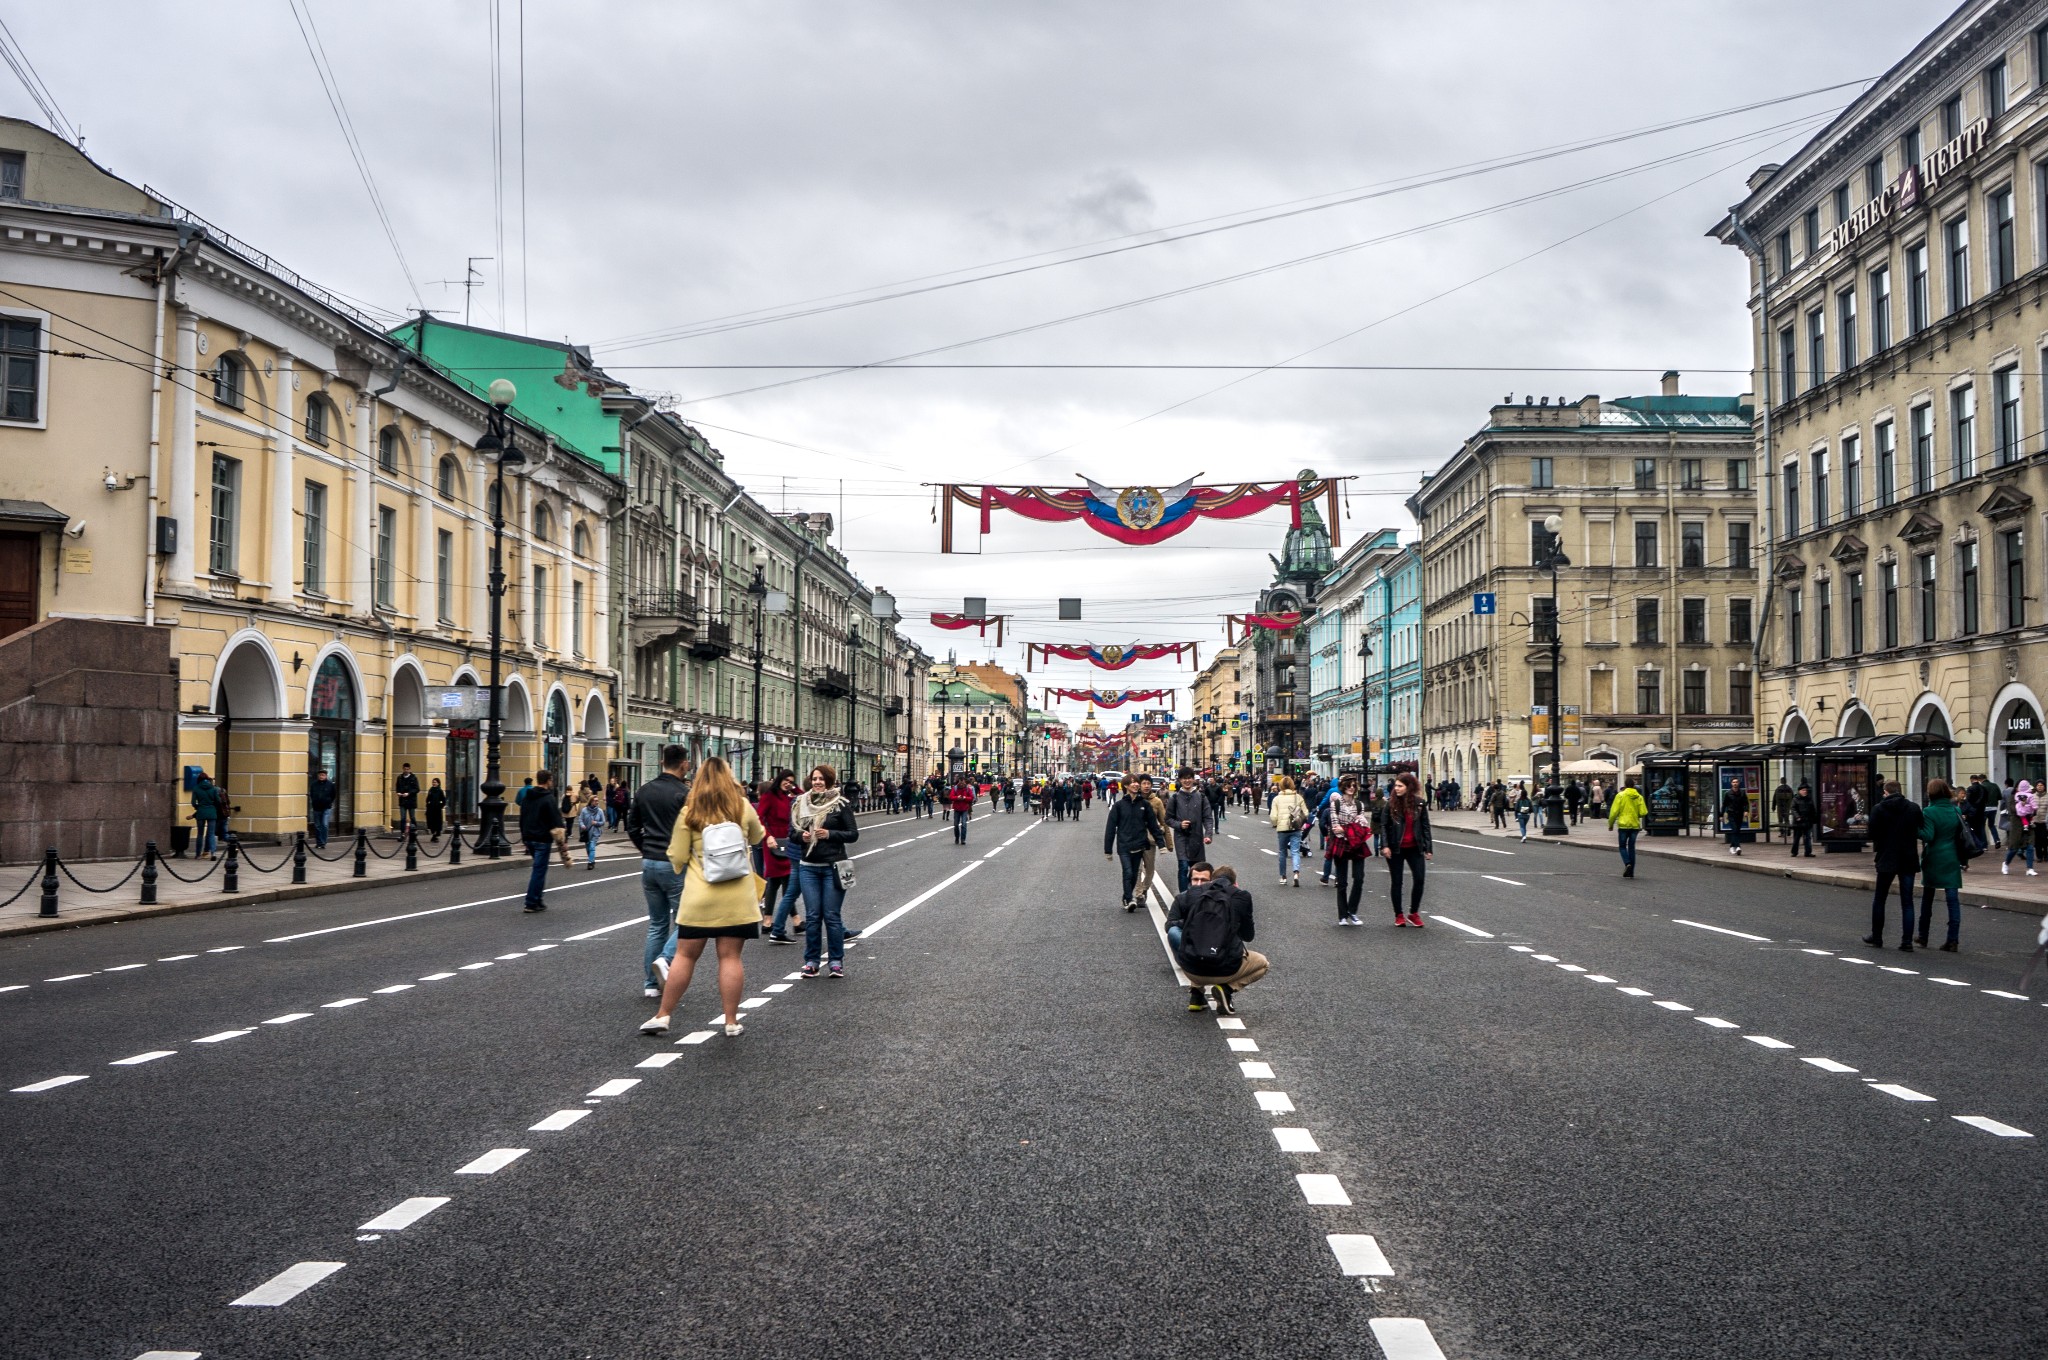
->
[[169, 825, 191, 858]]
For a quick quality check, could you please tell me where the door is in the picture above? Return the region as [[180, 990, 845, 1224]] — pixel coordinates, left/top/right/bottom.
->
[[0, 532, 37, 640], [309, 727, 354, 831]]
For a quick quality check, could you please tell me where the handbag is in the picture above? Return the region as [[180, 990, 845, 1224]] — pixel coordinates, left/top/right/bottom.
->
[[834, 860, 856, 890], [1953, 820, 1981, 866]]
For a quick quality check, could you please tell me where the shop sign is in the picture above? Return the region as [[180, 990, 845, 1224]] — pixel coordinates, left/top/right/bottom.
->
[[1823, 118, 1989, 256], [2005, 709, 2039, 739]]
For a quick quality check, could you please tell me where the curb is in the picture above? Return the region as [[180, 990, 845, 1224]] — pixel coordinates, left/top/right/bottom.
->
[[1448, 822, 2048, 917]]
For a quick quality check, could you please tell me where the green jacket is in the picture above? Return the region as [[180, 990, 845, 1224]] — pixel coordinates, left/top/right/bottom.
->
[[1918, 796, 1964, 889], [1607, 786, 1647, 831], [191, 781, 222, 822]]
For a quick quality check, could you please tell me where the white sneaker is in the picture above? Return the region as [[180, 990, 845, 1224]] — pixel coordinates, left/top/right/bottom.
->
[[639, 1014, 670, 1034], [2030, 869, 2040, 877], [654, 956, 671, 984], [2002, 862, 2010, 875], [724, 1021, 744, 1037], [643, 985, 660, 999]]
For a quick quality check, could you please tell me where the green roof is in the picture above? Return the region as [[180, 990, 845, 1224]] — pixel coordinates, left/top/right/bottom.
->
[[392, 317, 622, 473]]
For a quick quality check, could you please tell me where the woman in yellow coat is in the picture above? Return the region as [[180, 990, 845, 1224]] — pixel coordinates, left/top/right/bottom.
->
[[640, 757, 770, 1037]]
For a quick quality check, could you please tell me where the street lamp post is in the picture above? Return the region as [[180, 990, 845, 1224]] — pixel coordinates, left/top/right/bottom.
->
[[747, 547, 768, 788], [1536, 512, 1571, 836], [1357, 632, 1373, 796], [846, 623, 861, 787], [476, 378, 526, 859]]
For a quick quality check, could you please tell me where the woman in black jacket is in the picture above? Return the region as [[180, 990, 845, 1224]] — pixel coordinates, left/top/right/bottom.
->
[[1372, 773, 1434, 928], [791, 765, 861, 979]]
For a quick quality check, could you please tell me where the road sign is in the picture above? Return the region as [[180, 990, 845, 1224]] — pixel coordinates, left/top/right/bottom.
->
[[1473, 593, 1496, 615]]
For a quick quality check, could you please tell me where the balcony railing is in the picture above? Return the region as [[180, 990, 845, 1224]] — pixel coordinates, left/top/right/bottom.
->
[[630, 590, 700, 649], [883, 695, 905, 716], [811, 666, 851, 698], [688, 618, 731, 660]]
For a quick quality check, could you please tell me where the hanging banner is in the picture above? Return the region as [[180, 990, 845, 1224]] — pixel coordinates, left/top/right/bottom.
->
[[1042, 687, 1174, 708], [928, 612, 1007, 646], [1224, 612, 1306, 645], [1025, 641, 1199, 672], [936, 471, 1346, 552]]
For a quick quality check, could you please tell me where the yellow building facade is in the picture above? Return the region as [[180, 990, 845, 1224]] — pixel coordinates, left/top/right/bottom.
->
[[0, 124, 616, 844]]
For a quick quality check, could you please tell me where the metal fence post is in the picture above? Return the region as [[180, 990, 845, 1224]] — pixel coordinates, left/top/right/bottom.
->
[[353, 828, 368, 878], [38, 846, 57, 917], [448, 815, 462, 866], [404, 825, 418, 872], [222, 833, 239, 893], [141, 841, 159, 905], [292, 832, 307, 885]]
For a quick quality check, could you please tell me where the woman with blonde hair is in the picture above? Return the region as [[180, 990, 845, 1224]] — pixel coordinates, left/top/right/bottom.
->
[[640, 757, 769, 1037], [1268, 774, 1310, 887]]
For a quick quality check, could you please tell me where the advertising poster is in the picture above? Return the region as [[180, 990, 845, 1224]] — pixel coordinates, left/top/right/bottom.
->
[[1818, 759, 1873, 842], [1645, 768, 1687, 829], [1715, 764, 1764, 833]]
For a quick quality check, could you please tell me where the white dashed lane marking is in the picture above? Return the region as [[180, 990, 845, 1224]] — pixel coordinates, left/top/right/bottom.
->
[[1256, 1091, 1295, 1113], [1802, 1057, 1858, 1073], [1482, 875, 1526, 887], [1238, 1061, 1275, 1079], [109, 1051, 175, 1066], [358, 1197, 449, 1232], [1327, 1233, 1394, 1277], [1672, 918, 1772, 943], [1296, 1173, 1351, 1206], [262, 1013, 313, 1025], [1272, 1127, 1320, 1152], [229, 1261, 345, 1307], [586, 1079, 639, 1098], [12, 1075, 87, 1093], [1369, 1317, 1451, 1360], [1872, 1083, 1937, 1103], [454, 1148, 529, 1175], [193, 1029, 254, 1044], [1954, 1115, 2034, 1137], [529, 1110, 591, 1131]]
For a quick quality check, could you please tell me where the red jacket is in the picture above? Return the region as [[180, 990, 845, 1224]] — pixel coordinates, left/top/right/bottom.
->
[[754, 790, 794, 879], [949, 787, 977, 814]]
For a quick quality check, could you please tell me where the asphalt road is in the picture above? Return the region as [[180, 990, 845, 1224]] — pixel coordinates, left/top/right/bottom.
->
[[4, 803, 2043, 1359]]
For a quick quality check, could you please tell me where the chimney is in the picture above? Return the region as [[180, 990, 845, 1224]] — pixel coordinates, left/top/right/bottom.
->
[[1661, 370, 1680, 397]]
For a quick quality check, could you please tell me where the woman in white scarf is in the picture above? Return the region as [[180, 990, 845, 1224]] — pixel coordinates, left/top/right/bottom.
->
[[790, 766, 861, 978]]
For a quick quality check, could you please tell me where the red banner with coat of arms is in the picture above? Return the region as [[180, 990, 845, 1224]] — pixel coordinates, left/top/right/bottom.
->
[[1024, 642, 1198, 672], [929, 612, 1006, 646], [1042, 687, 1174, 708], [934, 472, 1345, 551]]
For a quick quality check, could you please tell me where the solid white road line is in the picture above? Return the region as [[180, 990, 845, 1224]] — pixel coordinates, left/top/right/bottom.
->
[[861, 861, 987, 938], [1482, 874, 1527, 887], [529, 1110, 592, 1131], [1802, 1057, 1858, 1073], [12, 1075, 87, 1093], [587, 1079, 640, 1098], [1672, 918, 1771, 943], [637, 1053, 683, 1069], [1368, 1318, 1450, 1360], [1227, 1037, 1259, 1052], [1429, 915, 1493, 937], [1239, 1061, 1275, 1079], [358, 1197, 450, 1232], [1256, 1091, 1295, 1113], [1954, 1115, 2034, 1137], [455, 1148, 529, 1175], [1695, 1017, 1740, 1029], [1872, 1083, 1937, 1102], [1296, 1173, 1350, 1205], [194, 1029, 255, 1044], [264, 875, 639, 943], [110, 1051, 176, 1066], [1744, 1035, 1795, 1049], [1326, 1233, 1394, 1277], [263, 1013, 313, 1025], [1434, 837, 1515, 855], [1272, 1127, 1320, 1152], [229, 1261, 346, 1307]]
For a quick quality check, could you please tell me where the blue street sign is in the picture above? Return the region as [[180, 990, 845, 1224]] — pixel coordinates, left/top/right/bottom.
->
[[1473, 593, 1496, 615]]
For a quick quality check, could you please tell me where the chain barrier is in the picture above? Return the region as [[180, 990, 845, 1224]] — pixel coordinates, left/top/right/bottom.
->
[[361, 831, 404, 860], [304, 835, 355, 861], [231, 838, 296, 874], [156, 849, 226, 884], [53, 853, 146, 895], [0, 858, 42, 909]]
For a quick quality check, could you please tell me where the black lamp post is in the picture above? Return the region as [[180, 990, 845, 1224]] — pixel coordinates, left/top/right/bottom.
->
[[1357, 632, 1373, 796], [747, 546, 768, 788], [1535, 513, 1571, 836], [476, 377, 525, 859], [846, 622, 861, 786]]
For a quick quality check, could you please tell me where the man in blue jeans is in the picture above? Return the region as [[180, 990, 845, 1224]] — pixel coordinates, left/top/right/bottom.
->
[[518, 769, 564, 912], [307, 769, 336, 849], [625, 745, 690, 995]]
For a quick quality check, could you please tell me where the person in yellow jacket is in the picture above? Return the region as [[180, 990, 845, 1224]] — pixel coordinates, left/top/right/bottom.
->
[[1267, 775, 1311, 887], [640, 757, 768, 1037], [1606, 775, 1648, 879]]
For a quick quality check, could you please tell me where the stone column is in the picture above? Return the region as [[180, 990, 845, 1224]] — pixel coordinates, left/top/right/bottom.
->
[[268, 351, 296, 600], [412, 436, 435, 624], [594, 514, 612, 669], [350, 397, 375, 615], [166, 310, 198, 589], [468, 452, 489, 638]]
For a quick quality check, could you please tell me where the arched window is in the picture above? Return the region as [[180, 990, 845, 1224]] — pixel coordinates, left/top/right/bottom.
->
[[486, 480, 502, 522], [212, 354, 245, 410], [533, 502, 553, 543], [437, 455, 461, 500], [304, 396, 329, 446], [377, 426, 403, 474], [572, 521, 590, 558]]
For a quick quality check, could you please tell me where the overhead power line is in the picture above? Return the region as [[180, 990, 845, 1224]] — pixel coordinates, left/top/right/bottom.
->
[[286, 0, 424, 307], [593, 78, 1870, 355], [0, 17, 76, 144]]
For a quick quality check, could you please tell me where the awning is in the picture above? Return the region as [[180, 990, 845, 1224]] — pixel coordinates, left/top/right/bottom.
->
[[0, 499, 68, 528], [1802, 732, 1960, 756]]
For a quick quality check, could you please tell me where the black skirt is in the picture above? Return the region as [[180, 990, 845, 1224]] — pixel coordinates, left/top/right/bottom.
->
[[675, 922, 760, 941]]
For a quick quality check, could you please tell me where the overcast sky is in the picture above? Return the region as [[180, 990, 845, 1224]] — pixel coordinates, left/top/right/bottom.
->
[[18, 1, 1945, 724]]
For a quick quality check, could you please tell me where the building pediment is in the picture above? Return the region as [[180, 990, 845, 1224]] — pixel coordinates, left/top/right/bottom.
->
[[1827, 533, 1868, 563], [1898, 510, 1944, 545], [1977, 483, 2034, 523], [1773, 553, 1807, 582]]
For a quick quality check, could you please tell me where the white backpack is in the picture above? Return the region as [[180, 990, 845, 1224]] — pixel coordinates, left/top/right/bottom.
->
[[699, 820, 750, 883]]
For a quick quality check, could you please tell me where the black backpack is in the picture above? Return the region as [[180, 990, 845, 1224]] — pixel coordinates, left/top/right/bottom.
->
[[1179, 884, 1243, 974]]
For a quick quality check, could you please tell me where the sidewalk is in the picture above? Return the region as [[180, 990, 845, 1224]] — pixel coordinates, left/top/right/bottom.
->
[[1432, 809, 2048, 917], [0, 829, 646, 939]]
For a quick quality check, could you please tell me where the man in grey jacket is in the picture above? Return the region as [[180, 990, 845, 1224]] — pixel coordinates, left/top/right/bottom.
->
[[1165, 768, 1217, 893]]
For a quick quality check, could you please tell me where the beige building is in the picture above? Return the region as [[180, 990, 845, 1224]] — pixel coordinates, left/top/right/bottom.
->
[[1185, 645, 1243, 770], [1710, 0, 2048, 793], [0, 123, 615, 847], [1408, 380, 1758, 790], [926, 661, 1026, 779]]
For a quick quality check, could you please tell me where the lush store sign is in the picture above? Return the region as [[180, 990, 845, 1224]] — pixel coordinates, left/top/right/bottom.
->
[[1822, 118, 1990, 255]]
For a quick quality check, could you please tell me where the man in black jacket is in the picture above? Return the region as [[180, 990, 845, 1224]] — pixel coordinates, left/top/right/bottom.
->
[[394, 762, 420, 835], [1104, 776, 1167, 911], [518, 769, 565, 912], [626, 745, 691, 996], [1165, 863, 1267, 1014], [1789, 781, 1819, 857], [1864, 779, 1920, 952], [1719, 779, 1750, 856]]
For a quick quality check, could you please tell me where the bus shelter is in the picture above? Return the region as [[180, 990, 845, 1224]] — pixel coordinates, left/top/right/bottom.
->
[[1801, 732, 1961, 853], [1639, 743, 1802, 840]]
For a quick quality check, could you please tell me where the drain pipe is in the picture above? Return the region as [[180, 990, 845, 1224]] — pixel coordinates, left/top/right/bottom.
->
[[1725, 208, 1777, 696]]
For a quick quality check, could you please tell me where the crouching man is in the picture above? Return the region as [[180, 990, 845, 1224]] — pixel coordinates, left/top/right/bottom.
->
[[1165, 862, 1268, 1015]]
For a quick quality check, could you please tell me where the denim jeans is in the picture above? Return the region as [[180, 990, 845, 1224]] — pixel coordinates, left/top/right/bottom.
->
[[195, 820, 217, 856], [584, 829, 601, 866], [1616, 828, 1638, 870], [1117, 847, 1145, 905], [1918, 882, 1961, 944], [798, 862, 846, 965], [770, 869, 803, 935], [523, 839, 552, 905], [1514, 812, 1529, 837], [1726, 822, 1745, 850], [1177, 855, 1195, 894], [310, 809, 331, 849], [1275, 829, 1302, 878], [1789, 825, 1814, 854], [2004, 840, 2035, 869], [640, 859, 682, 987], [953, 810, 970, 844]]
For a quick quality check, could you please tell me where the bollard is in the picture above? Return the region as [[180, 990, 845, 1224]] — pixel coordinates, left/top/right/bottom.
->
[[141, 841, 159, 905], [448, 815, 462, 866], [405, 825, 418, 872], [38, 846, 57, 918], [223, 833, 239, 893], [292, 832, 307, 885], [353, 828, 368, 878]]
